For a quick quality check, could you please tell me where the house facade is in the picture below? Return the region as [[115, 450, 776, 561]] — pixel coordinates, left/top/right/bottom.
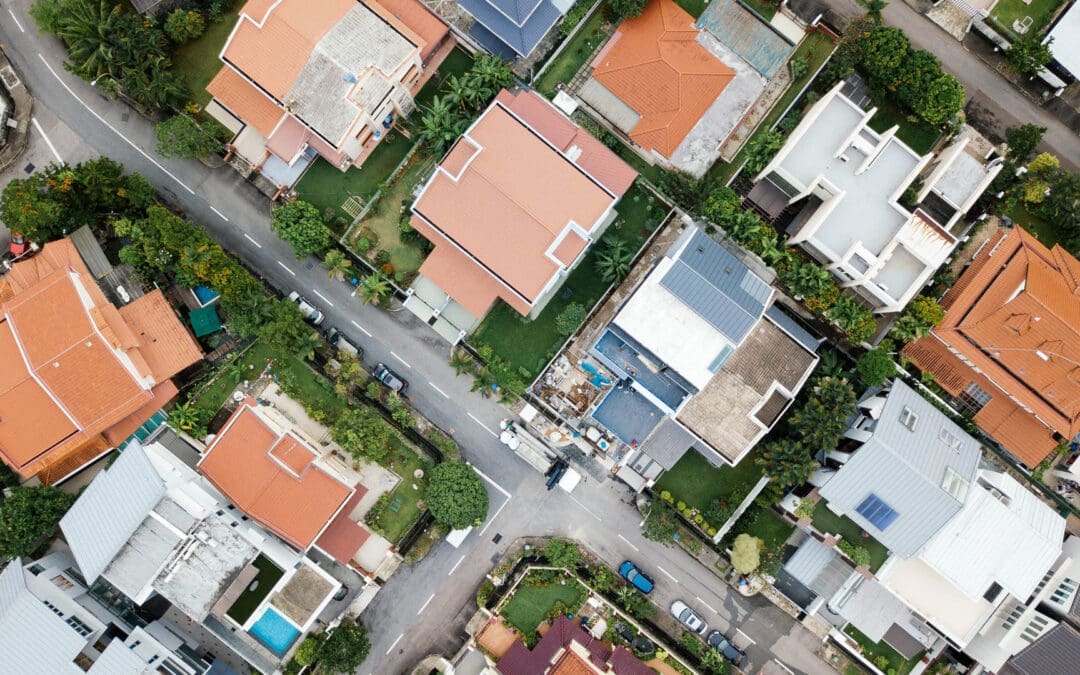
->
[[0, 237, 202, 482], [903, 227, 1080, 468], [206, 0, 450, 188], [749, 80, 1002, 314], [404, 88, 636, 341]]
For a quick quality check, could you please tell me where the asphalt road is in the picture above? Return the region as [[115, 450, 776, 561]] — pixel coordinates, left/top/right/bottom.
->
[[817, 0, 1079, 170], [0, 3, 839, 673]]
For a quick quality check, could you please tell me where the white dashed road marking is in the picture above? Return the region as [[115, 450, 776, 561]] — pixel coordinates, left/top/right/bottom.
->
[[350, 320, 372, 337], [8, 9, 25, 32], [417, 593, 435, 615], [568, 494, 602, 522], [617, 534, 639, 552], [429, 382, 450, 398], [210, 206, 229, 221], [243, 233, 262, 248], [31, 118, 62, 162], [391, 351, 412, 368], [467, 413, 498, 439], [277, 261, 295, 276], [657, 565, 679, 583], [737, 628, 756, 645], [448, 555, 466, 576], [312, 290, 334, 307], [696, 596, 718, 614], [386, 633, 403, 655]]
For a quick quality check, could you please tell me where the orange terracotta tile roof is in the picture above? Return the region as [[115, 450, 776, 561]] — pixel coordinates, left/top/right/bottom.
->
[[412, 91, 633, 316], [904, 227, 1080, 466], [103, 380, 179, 448], [411, 228, 515, 316], [225, 0, 355, 100], [118, 291, 203, 383], [591, 0, 734, 158], [374, 0, 449, 61], [206, 67, 284, 138], [198, 401, 354, 549], [314, 486, 372, 566]]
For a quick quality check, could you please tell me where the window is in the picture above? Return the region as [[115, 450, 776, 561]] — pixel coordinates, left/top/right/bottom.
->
[[899, 406, 918, 431], [984, 581, 1003, 602], [65, 615, 91, 637], [27, 564, 44, 576], [51, 574, 73, 591], [856, 494, 899, 530], [42, 600, 63, 617], [938, 428, 962, 451], [708, 345, 734, 373], [941, 467, 970, 501], [955, 383, 991, 416]]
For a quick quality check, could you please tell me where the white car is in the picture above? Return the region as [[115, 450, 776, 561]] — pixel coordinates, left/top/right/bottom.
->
[[671, 600, 708, 634], [287, 291, 325, 325]]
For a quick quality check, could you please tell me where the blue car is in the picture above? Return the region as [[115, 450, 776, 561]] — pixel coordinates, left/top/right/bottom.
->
[[619, 560, 655, 594]]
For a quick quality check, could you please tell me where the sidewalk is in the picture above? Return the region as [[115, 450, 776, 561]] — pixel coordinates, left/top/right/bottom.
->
[[0, 47, 32, 172]]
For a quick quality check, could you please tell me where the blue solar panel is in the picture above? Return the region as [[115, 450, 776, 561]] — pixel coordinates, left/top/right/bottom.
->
[[856, 494, 899, 531]]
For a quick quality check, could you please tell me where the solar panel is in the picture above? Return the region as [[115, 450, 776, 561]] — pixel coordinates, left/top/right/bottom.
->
[[856, 493, 899, 531]]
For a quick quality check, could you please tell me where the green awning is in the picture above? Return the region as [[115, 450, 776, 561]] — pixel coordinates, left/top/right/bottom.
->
[[189, 305, 222, 337]]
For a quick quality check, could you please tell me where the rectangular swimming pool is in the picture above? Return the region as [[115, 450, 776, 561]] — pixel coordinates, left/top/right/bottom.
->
[[249, 607, 300, 655]]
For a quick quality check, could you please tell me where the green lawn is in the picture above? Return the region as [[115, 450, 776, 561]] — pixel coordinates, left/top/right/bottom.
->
[[989, 0, 1065, 40], [470, 181, 668, 376], [345, 150, 433, 276], [295, 133, 414, 221], [414, 48, 475, 112], [226, 555, 283, 625], [741, 0, 778, 20], [736, 506, 793, 574], [535, 4, 613, 97], [1005, 203, 1058, 246], [674, 0, 710, 17], [708, 30, 836, 185], [868, 98, 941, 155], [173, 8, 241, 107], [844, 625, 924, 675], [364, 434, 433, 543], [654, 449, 764, 514], [189, 341, 347, 423], [812, 501, 890, 572], [502, 575, 588, 635]]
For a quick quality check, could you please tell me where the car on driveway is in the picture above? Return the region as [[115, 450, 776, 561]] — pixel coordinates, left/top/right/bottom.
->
[[670, 600, 707, 634], [287, 291, 324, 325], [372, 363, 408, 393], [619, 561, 655, 593], [707, 630, 746, 666]]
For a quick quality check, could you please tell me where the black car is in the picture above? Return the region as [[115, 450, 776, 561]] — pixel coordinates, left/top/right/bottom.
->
[[545, 459, 568, 490], [706, 630, 747, 666], [372, 363, 408, 393]]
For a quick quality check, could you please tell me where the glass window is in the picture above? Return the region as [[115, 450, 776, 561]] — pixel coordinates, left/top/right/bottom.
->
[[899, 406, 918, 431], [942, 467, 970, 501]]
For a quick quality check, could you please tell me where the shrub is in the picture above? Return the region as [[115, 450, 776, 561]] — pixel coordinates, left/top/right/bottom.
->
[[855, 348, 895, 387], [555, 303, 587, 336], [660, 490, 673, 502], [544, 538, 582, 569], [610, 0, 647, 18], [676, 500, 686, 511], [164, 9, 205, 43], [558, 0, 592, 35], [730, 534, 763, 574]]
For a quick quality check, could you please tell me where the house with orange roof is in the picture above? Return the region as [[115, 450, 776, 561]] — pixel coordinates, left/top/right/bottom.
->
[[0, 238, 202, 483], [403, 88, 637, 342], [902, 227, 1080, 468], [577, 0, 766, 177], [205, 0, 450, 188]]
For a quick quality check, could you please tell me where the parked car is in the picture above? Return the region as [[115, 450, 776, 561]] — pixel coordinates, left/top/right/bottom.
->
[[618, 560, 655, 594], [613, 622, 655, 656], [326, 327, 362, 358], [707, 630, 746, 666], [670, 600, 708, 634], [545, 458, 568, 490], [372, 363, 408, 393], [333, 585, 348, 602], [287, 291, 325, 325]]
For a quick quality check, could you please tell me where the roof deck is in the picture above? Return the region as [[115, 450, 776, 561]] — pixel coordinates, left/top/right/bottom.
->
[[591, 384, 665, 447]]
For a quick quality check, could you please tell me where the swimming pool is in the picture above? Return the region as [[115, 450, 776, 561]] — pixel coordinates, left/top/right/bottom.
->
[[249, 607, 300, 655], [192, 285, 220, 307]]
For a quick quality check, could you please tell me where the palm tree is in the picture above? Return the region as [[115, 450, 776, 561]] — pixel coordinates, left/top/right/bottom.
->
[[825, 294, 863, 330], [860, 0, 888, 23], [470, 54, 514, 90], [167, 402, 205, 435], [417, 96, 464, 154], [614, 585, 637, 609], [448, 349, 474, 376], [699, 647, 727, 674], [471, 367, 496, 398], [445, 74, 485, 111], [57, 0, 123, 79], [783, 260, 831, 299], [322, 249, 353, 281], [725, 209, 765, 246], [594, 239, 634, 283], [357, 273, 391, 305]]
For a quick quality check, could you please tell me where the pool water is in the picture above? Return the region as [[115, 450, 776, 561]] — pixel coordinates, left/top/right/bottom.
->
[[249, 607, 300, 655], [192, 285, 220, 306]]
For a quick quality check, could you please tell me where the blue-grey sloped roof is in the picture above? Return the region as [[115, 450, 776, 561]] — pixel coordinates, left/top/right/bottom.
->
[[60, 443, 165, 583], [696, 0, 794, 78], [765, 305, 821, 354], [660, 229, 772, 344], [458, 0, 561, 56]]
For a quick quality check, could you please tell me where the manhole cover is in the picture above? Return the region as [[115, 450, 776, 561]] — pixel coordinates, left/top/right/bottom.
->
[[493, 533, 502, 544], [0, 67, 18, 89], [121, 112, 130, 122], [24, 163, 35, 174]]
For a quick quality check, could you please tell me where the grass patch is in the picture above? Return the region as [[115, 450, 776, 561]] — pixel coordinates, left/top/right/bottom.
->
[[740, 0, 778, 20], [741, 507, 794, 550], [535, 5, 612, 97], [173, 9, 241, 108], [812, 501, 890, 572], [843, 625, 924, 675], [189, 342, 347, 423], [470, 181, 667, 375], [345, 150, 434, 276], [414, 48, 475, 111], [502, 574, 589, 635], [867, 98, 941, 155], [654, 449, 764, 514], [294, 133, 414, 220], [226, 555, 283, 624], [1005, 203, 1058, 246], [988, 0, 1064, 40], [708, 30, 836, 185], [674, 0, 709, 17], [365, 435, 434, 544]]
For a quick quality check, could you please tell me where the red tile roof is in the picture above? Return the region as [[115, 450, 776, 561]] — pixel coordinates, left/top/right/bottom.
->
[[591, 0, 734, 158], [314, 486, 372, 565], [198, 400, 354, 549], [497, 616, 651, 675]]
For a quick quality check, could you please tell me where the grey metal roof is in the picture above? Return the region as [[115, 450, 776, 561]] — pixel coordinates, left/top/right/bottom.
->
[[69, 225, 112, 278], [638, 418, 697, 470], [819, 380, 982, 558], [660, 228, 772, 344], [0, 562, 87, 674], [1002, 624, 1080, 675], [764, 305, 821, 354], [87, 639, 149, 673], [784, 537, 853, 600], [60, 444, 166, 583]]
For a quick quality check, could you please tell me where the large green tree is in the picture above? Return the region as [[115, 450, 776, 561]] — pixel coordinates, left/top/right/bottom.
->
[[331, 408, 393, 463], [164, 9, 205, 43], [317, 622, 372, 673], [1006, 36, 1054, 76], [0, 486, 76, 559], [610, 0, 647, 17], [1005, 124, 1046, 163], [858, 26, 910, 89], [258, 300, 320, 357], [425, 461, 489, 529], [271, 200, 331, 257], [155, 115, 222, 159]]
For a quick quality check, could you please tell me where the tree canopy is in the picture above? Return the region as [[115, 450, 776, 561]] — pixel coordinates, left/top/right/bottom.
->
[[610, 0, 648, 18], [425, 461, 489, 529], [1006, 124, 1046, 163], [271, 200, 331, 257], [331, 408, 393, 463], [0, 486, 76, 559], [317, 622, 372, 673], [730, 534, 763, 575], [155, 115, 221, 159], [855, 348, 895, 387], [1006, 35, 1054, 76]]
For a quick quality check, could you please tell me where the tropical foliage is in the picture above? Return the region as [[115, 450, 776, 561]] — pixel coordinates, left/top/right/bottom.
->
[[426, 461, 489, 529], [730, 533, 763, 574], [321, 249, 354, 281], [0, 486, 76, 558], [164, 9, 205, 43], [271, 200, 331, 257], [316, 621, 372, 673], [331, 408, 394, 463], [1006, 35, 1054, 75], [155, 114, 221, 159], [594, 239, 635, 283], [555, 303, 587, 336], [855, 348, 895, 387], [889, 294, 944, 344], [416, 55, 513, 154]]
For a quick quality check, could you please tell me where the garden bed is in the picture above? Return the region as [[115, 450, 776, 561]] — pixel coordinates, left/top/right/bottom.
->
[[226, 554, 283, 624], [811, 501, 890, 572], [843, 625, 924, 675], [470, 182, 668, 376], [501, 571, 589, 636], [173, 8, 242, 107], [534, 4, 613, 98], [364, 435, 434, 543], [653, 449, 764, 516]]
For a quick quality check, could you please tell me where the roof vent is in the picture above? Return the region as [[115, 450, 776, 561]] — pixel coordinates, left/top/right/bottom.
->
[[565, 145, 583, 162]]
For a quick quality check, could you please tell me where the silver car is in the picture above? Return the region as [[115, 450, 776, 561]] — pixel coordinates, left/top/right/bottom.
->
[[670, 600, 708, 634]]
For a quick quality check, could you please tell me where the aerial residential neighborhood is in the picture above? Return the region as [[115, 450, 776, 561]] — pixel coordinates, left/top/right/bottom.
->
[[0, 0, 1078, 673]]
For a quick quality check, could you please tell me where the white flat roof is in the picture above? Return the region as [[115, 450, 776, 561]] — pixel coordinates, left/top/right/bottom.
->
[[1048, 3, 1080, 78]]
